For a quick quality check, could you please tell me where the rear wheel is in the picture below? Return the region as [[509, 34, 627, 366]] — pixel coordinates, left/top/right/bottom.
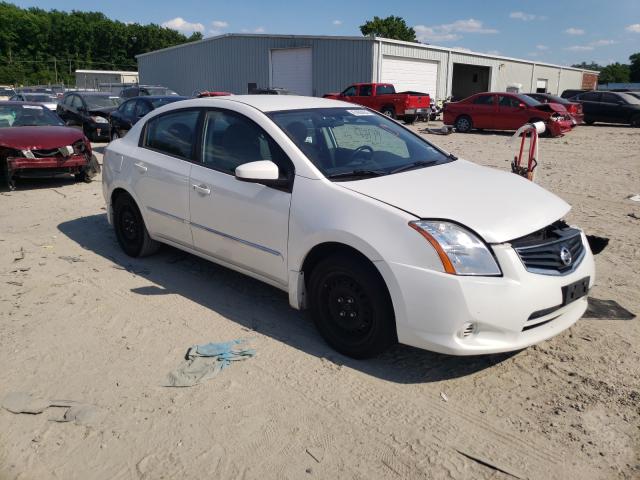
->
[[308, 253, 396, 359], [584, 118, 595, 125], [380, 106, 396, 119], [404, 115, 417, 125], [631, 115, 640, 127], [454, 115, 472, 133], [113, 193, 159, 257]]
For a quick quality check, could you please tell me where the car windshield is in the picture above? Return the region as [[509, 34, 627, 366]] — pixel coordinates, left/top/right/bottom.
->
[[84, 95, 121, 108], [145, 87, 178, 96], [150, 97, 186, 108], [1, 88, 15, 96], [269, 107, 453, 180], [0, 104, 64, 127], [515, 94, 541, 106], [618, 92, 640, 105], [24, 94, 57, 103]]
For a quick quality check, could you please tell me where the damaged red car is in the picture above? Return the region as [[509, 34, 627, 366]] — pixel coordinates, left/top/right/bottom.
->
[[443, 92, 574, 137], [0, 102, 99, 190]]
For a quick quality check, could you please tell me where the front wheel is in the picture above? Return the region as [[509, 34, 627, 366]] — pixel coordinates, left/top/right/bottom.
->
[[631, 115, 640, 127], [113, 193, 160, 257], [308, 254, 396, 359]]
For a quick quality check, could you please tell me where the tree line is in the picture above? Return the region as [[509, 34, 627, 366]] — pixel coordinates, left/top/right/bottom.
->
[[572, 56, 640, 85], [0, 2, 202, 86]]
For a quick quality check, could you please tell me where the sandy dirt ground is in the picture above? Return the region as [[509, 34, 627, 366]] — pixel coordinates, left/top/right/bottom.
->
[[0, 123, 638, 480]]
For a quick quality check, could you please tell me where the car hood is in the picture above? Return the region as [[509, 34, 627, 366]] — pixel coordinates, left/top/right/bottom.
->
[[339, 159, 570, 243], [88, 106, 117, 116], [0, 126, 84, 150], [534, 103, 567, 114]]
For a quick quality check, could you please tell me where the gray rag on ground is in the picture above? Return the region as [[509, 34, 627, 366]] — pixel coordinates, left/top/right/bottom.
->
[[1, 392, 100, 425], [164, 339, 256, 387]]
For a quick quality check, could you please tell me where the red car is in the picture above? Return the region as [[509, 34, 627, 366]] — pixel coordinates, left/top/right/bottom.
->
[[443, 92, 574, 137], [0, 102, 99, 190], [324, 83, 431, 123], [526, 93, 584, 125]]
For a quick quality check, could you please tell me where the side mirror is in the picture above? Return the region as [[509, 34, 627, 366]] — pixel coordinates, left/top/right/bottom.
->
[[235, 160, 288, 187], [518, 103, 526, 109]]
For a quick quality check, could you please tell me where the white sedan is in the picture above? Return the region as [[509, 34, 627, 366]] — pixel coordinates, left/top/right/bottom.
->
[[102, 95, 595, 358]]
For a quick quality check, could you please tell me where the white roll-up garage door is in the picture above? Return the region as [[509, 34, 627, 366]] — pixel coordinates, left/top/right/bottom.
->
[[270, 48, 313, 96], [381, 55, 438, 99]]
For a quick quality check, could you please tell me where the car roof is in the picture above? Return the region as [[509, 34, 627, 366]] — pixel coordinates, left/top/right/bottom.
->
[[68, 91, 116, 96], [0, 101, 51, 107], [168, 95, 352, 112]]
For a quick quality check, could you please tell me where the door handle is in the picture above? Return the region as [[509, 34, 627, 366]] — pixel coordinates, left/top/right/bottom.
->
[[134, 162, 147, 173], [192, 184, 211, 195]]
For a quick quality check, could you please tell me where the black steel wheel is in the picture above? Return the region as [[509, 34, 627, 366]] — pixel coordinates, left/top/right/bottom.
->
[[113, 193, 159, 257], [308, 253, 396, 358]]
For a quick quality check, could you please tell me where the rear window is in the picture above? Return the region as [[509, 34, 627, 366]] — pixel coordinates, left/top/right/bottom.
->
[[376, 84, 395, 95], [143, 109, 200, 159]]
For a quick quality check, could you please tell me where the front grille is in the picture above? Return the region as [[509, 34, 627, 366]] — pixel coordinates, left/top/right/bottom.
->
[[32, 148, 62, 158], [511, 221, 585, 275]]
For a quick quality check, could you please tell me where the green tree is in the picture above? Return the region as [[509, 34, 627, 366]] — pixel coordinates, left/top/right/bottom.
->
[[0, 1, 199, 85], [571, 61, 602, 71], [598, 63, 630, 84], [629, 53, 640, 82], [360, 16, 416, 42]]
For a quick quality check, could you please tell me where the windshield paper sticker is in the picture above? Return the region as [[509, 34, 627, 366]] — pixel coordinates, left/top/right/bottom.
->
[[347, 109, 375, 116]]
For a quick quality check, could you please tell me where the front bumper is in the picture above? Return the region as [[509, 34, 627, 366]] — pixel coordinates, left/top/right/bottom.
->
[[7, 154, 89, 177], [385, 232, 595, 355], [546, 118, 574, 137], [86, 122, 110, 140]]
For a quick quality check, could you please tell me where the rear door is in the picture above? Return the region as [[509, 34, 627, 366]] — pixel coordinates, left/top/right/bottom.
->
[[132, 108, 200, 247], [188, 108, 293, 285], [577, 92, 602, 121], [599, 93, 625, 123]]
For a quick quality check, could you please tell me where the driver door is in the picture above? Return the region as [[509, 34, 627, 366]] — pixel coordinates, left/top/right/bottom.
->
[[188, 108, 293, 286]]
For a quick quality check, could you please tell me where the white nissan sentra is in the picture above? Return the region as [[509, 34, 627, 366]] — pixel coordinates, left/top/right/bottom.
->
[[102, 96, 595, 358]]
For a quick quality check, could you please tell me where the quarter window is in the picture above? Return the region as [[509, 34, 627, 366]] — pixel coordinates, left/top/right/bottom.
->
[[201, 110, 292, 177], [498, 95, 520, 108], [143, 109, 200, 159]]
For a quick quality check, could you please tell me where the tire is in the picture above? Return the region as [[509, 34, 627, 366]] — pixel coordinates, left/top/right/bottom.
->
[[308, 253, 396, 359], [74, 154, 100, 183], [631, 115, 640, 128], [454, 115, 472, 133], [380, 106, 396, 119], [585, 118, 595, 125], [113, 193, 159, 257], [404, 115, 417, 125]]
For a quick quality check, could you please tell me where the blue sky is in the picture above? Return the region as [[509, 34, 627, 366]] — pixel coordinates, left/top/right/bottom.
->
[[12, 0, 640, 66]]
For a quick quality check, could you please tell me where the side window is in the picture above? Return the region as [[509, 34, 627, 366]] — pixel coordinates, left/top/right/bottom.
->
[[143, 109, 200, 159], [121, 100, 136, 115], [135, 100, 152, 117], [581, 92, 601, 102], [71, 96, 84, 109], [473, 95, 494, 105], [376, 84, 394, 95], [601, 93, 621, 104], [359, 85, 372, 96], [201, 109, 292, 177], [498, 95, 519, 108], [342, 86, 357, 96]]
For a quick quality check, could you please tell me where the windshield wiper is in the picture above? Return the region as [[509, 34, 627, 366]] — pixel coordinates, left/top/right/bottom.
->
[[389, 160, 437, 175], [326, 169, 388, 180]]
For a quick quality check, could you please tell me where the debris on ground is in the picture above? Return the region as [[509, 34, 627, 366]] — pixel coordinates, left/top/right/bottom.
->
[[13, 247, 24, 262], [440, 392, 449, 402], [164, 339, 256, 387], [628, 194, 640, 202], [585, 298, 636, 320], [1, 392, 100, 426]]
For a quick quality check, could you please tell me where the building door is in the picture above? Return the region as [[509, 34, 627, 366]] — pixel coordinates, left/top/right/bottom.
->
[[380, 56, 438, 99], [270, 48, 313, 96], [536, 79, 548, 93], [451, 64, 491, 101]]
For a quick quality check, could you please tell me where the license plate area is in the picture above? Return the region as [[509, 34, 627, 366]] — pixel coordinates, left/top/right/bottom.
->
[[562, 276, 590, 306]]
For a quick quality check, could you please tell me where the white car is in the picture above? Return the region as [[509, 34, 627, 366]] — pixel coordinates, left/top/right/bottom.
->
[[102, 96, 595, 358]]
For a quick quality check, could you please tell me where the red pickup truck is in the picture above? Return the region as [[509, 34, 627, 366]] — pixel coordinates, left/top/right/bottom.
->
[[324, 83, 431, 124]]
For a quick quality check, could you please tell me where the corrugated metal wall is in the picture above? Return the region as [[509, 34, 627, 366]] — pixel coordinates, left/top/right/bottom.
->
[[137, 35, 374, 97]]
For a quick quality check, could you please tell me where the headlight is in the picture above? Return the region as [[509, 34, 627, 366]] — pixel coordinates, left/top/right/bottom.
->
[[91, 116, 108, 124], [409, 220, 501, 276]]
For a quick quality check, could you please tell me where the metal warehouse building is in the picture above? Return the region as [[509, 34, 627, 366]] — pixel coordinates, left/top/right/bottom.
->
[[137, 34, 598, 100]]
